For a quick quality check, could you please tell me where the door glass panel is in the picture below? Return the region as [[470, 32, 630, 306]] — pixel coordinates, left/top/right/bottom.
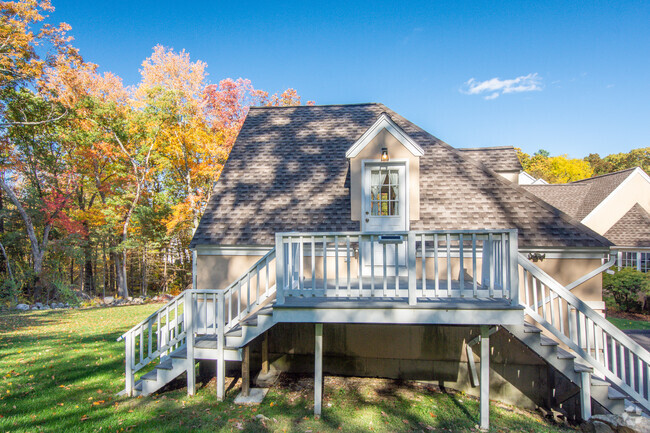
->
[[370, 167, 400, 216]]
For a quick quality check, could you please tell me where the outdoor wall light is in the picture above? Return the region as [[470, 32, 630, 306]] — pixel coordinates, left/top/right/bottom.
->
[[380, 148, 389, 162]]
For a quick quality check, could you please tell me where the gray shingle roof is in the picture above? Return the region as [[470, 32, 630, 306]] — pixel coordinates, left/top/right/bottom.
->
[[522, 168, 636, 220], [604, 204, 650, 247], [190, 103, 610, 249], [458, 146, 523, 172]]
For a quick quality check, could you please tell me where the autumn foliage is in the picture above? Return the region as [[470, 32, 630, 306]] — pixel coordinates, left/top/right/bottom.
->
[[0, 1, 309, 302]]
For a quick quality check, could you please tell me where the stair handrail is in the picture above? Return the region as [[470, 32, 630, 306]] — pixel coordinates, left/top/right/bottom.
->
[[518, 253, 650, 409], [221, 248, 276, 333], [117, 291, 186, 342], [117, 292, 188, 396]]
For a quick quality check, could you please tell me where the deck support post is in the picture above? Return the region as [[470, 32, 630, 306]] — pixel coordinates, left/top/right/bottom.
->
[[262, 332, 269, 375], [479, 325, 490, 431], [242, 345, 250, 397], [217, 291, 225, 401], [407, 232, 417, 306], [580, 371, 592, 421], [185, 290, 195, 396], [314, 323, 323, 416]]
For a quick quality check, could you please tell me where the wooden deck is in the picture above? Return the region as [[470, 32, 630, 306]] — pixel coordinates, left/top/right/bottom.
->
[[273, 295, 523, 325]]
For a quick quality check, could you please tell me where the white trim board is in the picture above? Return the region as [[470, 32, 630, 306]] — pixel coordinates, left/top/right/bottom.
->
[[582, 167, 650, 227], [195, 245, 273, 256], [345, 113, 424, 159]]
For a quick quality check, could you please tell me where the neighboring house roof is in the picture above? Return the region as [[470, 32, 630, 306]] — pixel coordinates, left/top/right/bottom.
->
[[522, 168, 638, 220], [458, 146, 523, 172], [604, 204, 650, 248], [190, 103, 610, 249]]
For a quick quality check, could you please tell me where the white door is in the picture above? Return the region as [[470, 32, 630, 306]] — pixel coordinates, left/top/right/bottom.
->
[[361, 163, 408, 274]]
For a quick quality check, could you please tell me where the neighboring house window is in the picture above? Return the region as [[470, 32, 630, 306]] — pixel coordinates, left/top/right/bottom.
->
[[619, 251, 650, 273], [370, 167, 400, 216], [621, 252, 638, 269], [640, 252, 650, 273]]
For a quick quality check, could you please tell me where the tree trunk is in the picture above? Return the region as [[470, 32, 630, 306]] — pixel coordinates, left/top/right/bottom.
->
[[116, 250, 128, 298]]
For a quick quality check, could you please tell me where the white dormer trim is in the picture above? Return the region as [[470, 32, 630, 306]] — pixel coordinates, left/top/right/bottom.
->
[[345, 113, 425, 159]]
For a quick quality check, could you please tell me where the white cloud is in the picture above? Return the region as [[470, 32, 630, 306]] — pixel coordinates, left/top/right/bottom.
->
[[461, 73, 542, 100]]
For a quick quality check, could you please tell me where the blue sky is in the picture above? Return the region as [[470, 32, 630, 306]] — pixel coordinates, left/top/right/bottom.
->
[[52, 0, 649, 157]]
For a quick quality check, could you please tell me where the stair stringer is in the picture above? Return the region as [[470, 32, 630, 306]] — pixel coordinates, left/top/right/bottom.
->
[[504, 323, 626, 416]]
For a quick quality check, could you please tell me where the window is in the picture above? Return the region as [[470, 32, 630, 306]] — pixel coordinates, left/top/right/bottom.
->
[[621, 252, 638, 269], [619, 251, 650, 273], [370, 167, 399, 216]]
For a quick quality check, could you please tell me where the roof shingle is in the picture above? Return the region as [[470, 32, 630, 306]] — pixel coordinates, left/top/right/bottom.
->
[[190, 103, 610, 249], [522, 168, 636, 220], [604, 204, 650, 247], [458, 146, 523, 172]]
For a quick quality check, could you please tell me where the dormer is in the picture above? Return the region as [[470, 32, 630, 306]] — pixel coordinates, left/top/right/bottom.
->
[[346, 113, 424, 228]]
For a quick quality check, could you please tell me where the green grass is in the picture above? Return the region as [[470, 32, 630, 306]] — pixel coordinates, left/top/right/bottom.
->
[[607, 316, 650, 330], [0, 305, 572, 432]]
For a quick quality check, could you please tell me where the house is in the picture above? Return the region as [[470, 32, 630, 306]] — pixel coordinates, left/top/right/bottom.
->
[[118, 104, 650, 428], [522, 167, 650, 272]]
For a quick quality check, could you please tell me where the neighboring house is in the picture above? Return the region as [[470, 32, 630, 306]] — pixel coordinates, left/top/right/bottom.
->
[[522, 167, 650, 272], [518, 171, 549, 185], [118, 104, 650, 427]]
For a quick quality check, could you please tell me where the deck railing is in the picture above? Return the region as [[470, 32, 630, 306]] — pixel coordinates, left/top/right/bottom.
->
[[275, 230, 519, 305], [519, 254, 650, 411]]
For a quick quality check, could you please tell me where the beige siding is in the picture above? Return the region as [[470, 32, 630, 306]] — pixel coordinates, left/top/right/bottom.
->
[[582, 170, 650, 235], [349, 128, 420, 221], [197, 255, 265, 291]]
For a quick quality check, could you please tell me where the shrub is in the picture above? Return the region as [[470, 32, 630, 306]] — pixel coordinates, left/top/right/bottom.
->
[[49, 274, 80, 306], [603, 267, 650, 312]]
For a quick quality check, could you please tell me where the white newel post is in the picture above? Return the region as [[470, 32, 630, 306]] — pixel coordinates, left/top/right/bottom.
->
[[480, 325, 490, 430], [407, 232, 417, 305], [508, 230, 519, 304], [580, 371, 592, 421], [185, 290, 195, 396], [217, 290, 225, 401], [275, 233, 285, 305], [125, 332, 134, 396]]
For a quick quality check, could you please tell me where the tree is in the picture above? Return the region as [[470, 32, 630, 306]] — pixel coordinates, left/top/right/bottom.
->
[[517, 149, 593, 183], [0, 0, 78, 128]]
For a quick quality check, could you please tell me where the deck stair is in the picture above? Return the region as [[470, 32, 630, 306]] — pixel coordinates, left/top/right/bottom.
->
[[118, 249, 278, 398], [504, 323, 628, 416], [515, 253, 650, 419]]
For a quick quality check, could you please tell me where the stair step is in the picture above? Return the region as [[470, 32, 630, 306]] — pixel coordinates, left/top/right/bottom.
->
[[540, 335, 559, 346], [524, 324, 542, 333], [591, 377, 609, 387], [171, 348, 187, 359], [135, 381, 143, 391], [142, 370, 158, 382], [608, 388, 626, 401], [573, 363, 593, 373], [242, 317, 258, 326], [256, 306, 274, 316], [157, 359, 174, 370], [556, 347, 576, 360], [226, 328, 243, 337]]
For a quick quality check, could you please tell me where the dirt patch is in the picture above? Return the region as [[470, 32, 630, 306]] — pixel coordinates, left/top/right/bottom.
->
[[608, 310, 650, 321]]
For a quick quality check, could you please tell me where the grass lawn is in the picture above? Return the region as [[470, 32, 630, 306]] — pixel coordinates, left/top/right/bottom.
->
[[607, 316, 650, 330], [0, 305, 573, 432]]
